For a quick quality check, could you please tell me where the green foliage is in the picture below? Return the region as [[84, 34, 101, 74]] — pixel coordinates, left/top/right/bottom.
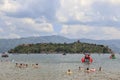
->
[[8, 42, 112, 54]]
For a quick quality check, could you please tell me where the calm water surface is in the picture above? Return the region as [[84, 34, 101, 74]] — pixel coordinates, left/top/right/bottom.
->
[[0, 53, 120, 80]]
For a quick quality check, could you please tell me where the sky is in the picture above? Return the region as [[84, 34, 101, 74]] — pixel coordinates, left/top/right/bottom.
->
[[0, 0, 120, 40]]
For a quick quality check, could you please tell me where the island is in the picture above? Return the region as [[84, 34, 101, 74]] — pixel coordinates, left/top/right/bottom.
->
[[8, 41, 112, 54]]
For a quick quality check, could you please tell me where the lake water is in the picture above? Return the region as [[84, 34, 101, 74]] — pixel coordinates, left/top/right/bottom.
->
[[0, 53, 120, 80]]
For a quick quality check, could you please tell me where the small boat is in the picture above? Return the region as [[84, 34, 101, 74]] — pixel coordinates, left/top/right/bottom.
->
[[1, 52, 9, 58]]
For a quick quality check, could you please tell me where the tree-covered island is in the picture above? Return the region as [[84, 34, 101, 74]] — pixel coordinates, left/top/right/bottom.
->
[[8, 41, 112, 54]]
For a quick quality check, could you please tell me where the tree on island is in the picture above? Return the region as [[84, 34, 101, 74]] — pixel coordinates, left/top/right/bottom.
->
[[8, 41, 112, 54]]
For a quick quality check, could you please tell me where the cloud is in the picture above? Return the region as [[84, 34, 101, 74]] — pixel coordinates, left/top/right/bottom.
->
[[0, 0, 60, 21], [0, 0, 120, 40], [56, 0, 101, 23], [56, 0, 120, 27], [0, 33, 19, 39], [56, 0, 94, 22], [60, 25, 95, 39], [21, 18, 54, 32], [61, 25, 94, 35], [6, 33, 21, 39], [109, 0, 120, 5], [0, 28, 3, 32], [102, 27, 120, 38], [60, 25, 120, 40], [92, 1, 120, 19], [0, 0, 20, 13], [0, 15, 54, 38], [0, 0, 68, 38]]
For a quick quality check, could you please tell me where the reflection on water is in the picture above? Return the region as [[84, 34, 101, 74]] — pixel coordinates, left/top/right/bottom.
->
[[0, 53, 120, 80]]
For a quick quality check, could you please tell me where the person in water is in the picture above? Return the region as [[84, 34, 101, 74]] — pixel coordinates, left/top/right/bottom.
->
[[99, 66, 102, 71], [84, 54, 91, 63], [110, 53, 116, 59], [85, 67, 96, 73], [111, 54, 115, 57], [79, 66, 83, 71], [85, 68, 90, 73], [32, 63, 39, 68], [66, 69, 72, 75]]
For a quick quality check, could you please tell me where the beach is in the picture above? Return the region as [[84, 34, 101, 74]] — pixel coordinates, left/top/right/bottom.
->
[[0, 54, 120, 80]]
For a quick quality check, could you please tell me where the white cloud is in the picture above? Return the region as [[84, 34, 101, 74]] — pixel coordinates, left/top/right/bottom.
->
[[60, 25, 94, 38], [0, 0, 120, 40], [6, 33, 21, 39], [109, 0, 120, 5], [102, 27, 120, 38], [56, 0, 120, 24], [0, 0, 60, 20], [60, 25, 120, 40], [56, 0, 99, 22], [0, 14, 55, 38], [56, 12, 68, 22], [61, 25, 94, 34], [0, 0, 20, 13], [21, 18, 54, 32], [1, 16, 54, 33], [112, 16, 119, 22], [23, 18, 35, 24]]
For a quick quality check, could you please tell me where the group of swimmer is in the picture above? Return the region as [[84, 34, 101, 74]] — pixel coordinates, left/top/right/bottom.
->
[[15, 63, 39, 68], [66, 53, 103, 75], [85, 66, 102, 73], [66, 66, 102, 75]]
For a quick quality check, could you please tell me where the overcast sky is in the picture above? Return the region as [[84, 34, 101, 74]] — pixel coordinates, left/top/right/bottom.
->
[[0, 0, 120, 40]]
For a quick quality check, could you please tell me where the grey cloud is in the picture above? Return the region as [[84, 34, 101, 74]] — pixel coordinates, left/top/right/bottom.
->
[[5, 0, 60, 21], [61, 20, 120, 27], [0, 0, 4, 4], [60, 1, 120, 27], [92, 1, 120, 19], [85, 1, 120, 27]]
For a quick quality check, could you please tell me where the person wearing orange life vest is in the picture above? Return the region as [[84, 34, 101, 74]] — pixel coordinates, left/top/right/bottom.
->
[[84, 54, 90, 62], [81, 53, 93, 63]]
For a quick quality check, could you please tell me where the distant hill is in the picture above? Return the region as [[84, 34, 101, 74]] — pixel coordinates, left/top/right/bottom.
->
[[0, 35, 120, 53], [0, 35, 75, 53]]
